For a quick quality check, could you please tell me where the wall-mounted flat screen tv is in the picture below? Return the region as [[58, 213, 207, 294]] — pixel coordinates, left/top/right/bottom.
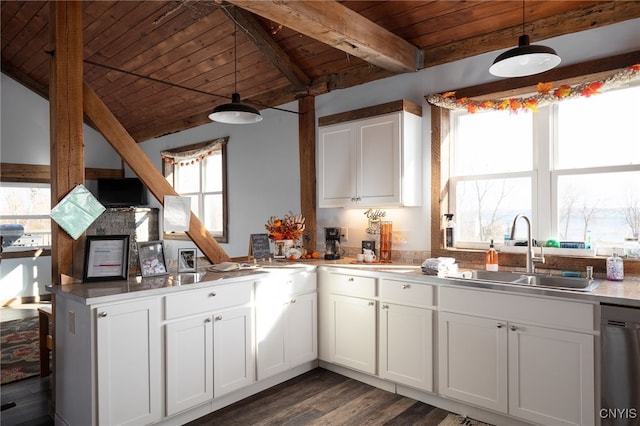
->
[[97, 177, 147, 207]]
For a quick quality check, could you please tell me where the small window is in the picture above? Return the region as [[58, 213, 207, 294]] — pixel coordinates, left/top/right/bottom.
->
[[0, 183, 52, 248], [162, 138, 228, 243]]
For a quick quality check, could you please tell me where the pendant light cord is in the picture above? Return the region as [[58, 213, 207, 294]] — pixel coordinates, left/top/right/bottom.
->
[[233, 6, 238, 94], [522, 0, 526, 36]]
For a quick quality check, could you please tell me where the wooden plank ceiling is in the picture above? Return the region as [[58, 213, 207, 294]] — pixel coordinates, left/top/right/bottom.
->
[[2, 1, 639, 142]]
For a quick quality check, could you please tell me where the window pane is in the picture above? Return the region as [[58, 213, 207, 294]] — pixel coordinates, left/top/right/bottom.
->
[[454, 110, 533, 175], [0, 184, 51, 246], [203, 151, 222, 192], [557, 171, 640, 243], [203, 194, 223, 235], [175, 162, 200, 193], [557, 85, 640, 169], [455, 177, 531, 242]]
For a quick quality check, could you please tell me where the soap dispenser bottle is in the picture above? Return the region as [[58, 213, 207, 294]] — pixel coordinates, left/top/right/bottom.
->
[[606, 251, 624, 281], [485, 239, 499, 271], [444, 214, 456, 248]]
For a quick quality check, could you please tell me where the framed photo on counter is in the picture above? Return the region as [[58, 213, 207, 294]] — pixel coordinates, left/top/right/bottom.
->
[[177, 248, 197, 272], [83, 235, 130, 282], [137, 240, 169, 277]]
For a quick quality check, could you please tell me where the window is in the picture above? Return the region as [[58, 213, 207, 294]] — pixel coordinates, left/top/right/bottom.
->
[[0, 183, 52, 248], [162, 138, 228, 242], [447, 84, 640, 251]]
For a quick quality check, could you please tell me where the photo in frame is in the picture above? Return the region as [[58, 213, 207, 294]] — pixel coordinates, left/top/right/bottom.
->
[[83, 235, 130, 282], [177, 248, 197, 272], [273, 239, 293, 259], [137, 240, 169, 277]]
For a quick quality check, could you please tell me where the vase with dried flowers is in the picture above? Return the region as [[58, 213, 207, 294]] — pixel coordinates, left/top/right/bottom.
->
[[265, 213, 306, 243]]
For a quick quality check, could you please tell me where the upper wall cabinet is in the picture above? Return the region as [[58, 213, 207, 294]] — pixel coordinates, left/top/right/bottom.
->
[[318, 100, 422, 208]]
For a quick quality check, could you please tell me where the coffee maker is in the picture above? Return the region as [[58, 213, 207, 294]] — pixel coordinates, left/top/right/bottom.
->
[[324, 227, 342, 260]]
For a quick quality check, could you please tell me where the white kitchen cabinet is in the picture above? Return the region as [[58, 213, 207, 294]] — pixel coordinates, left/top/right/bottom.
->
[[379, 279, 434, 392], [318, 100, 422, 208], [164, 280, 254, 413], [256, 270, 317, 380], [318, 270, 378, 374], [96, 298, 162, 426], [438, 286, 596, 426], [165, 315, 213, 416]]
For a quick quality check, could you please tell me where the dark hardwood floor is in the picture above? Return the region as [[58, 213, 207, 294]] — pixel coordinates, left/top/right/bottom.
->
[[0, 369, 456, 426], [187, 368, 453, 426]]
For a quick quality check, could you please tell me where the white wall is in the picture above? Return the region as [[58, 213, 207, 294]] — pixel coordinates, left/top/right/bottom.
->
[[0, 19, 638, 295]]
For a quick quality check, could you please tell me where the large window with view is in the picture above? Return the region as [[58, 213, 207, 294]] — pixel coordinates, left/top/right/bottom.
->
[[448, 84, 640, 253], [162, 138, 228, 243]]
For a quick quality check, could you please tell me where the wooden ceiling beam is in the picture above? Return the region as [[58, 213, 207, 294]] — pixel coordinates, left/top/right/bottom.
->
[[233, 7, 310, 90], [228, 0, 421, 73]]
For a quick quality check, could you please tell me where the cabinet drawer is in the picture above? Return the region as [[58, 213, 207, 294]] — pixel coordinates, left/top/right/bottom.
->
[[287, 271, 317, 295], [165, 281, 252, 320], [379, 279, 433, 307], [327, 273, 376, 298], [439, 286, 595, 332]]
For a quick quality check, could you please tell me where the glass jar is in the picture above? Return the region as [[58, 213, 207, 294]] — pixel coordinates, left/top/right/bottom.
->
[[606, 251, 624, 281], [623, 238, 640, 259], [379, 221, 392, 263]]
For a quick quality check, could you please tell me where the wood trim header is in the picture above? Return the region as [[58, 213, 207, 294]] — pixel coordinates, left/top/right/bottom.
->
[[318, 99, 422, 127]]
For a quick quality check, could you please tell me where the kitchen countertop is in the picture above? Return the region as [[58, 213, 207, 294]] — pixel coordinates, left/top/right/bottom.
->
[[48, 257, 640, 308]]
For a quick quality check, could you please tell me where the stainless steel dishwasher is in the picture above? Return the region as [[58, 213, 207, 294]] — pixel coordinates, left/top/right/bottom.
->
[[601, 304, 640, 425]]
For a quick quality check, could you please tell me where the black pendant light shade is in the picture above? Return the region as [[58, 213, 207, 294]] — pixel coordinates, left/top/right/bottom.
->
[[489, 34, 561, 77], [208, 7, 263, 124], [208, 93, 263, 124], [489, 1, 561, 78]]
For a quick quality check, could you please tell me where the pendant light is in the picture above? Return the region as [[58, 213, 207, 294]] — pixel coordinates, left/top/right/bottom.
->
[[489, 0, 560, 78], [209, 7, 263, 124]]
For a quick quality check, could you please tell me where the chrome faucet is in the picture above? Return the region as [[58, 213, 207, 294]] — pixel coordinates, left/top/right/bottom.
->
[[510, 214, 545, 274]]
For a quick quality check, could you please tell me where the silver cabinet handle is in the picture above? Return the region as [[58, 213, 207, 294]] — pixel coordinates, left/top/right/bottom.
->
[[510, 325, 518, 331], [209, 292, 216, 297], [381, 304, 389, 310], [496, 323, 504, 328], [368, 301, 375, 306], [99, 312, 107, 317], [205, 318, 212, 323], [348, 277, 355, 282], [215, 315, 223, 321], [290, 298, 297, 304], [402, 284, 410, 289]]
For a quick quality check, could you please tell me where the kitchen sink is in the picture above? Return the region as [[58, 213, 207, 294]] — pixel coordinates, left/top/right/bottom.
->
[[514, 274, 603, 292], [466, 270, 602, 292]]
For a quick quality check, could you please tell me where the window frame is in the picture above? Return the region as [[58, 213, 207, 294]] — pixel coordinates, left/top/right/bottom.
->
[[429, 57, 640, 275], [162, 138, 229, 243]]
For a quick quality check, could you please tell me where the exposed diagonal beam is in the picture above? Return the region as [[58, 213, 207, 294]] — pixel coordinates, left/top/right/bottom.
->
[[228, 0, 421, 73], [83, 81, 231, 264], [233, 7, 310, 90]]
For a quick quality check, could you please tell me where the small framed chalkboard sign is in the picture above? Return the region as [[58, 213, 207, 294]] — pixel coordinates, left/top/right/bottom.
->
[[249, 233, 271, 260]]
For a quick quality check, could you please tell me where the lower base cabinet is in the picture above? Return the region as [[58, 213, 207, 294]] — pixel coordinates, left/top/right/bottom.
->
[[439, 290, 595, 426]]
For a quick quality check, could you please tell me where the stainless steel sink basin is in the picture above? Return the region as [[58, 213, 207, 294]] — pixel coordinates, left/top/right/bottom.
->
[[514, 274, 603, 292], [466, 270, 602, 292]]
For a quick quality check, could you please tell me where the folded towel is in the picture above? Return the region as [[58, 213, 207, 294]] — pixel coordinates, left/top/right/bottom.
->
[[421, 257, 458, 276]]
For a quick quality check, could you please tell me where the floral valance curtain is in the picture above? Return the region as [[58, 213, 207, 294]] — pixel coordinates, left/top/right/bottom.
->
[[426, 64, 640, 114], [160, 136, 228, 166]]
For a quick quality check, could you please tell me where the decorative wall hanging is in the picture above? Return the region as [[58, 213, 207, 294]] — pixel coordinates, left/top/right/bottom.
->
[[160, 137, 228, 165], [427, 64, 640, 114]]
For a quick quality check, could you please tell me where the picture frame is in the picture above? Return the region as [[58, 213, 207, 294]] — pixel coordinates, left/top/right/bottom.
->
[[137, 240, 169, 277], [273, 239, 293, 259], [177, 248, 197, 272], [83, 235, 130, 282]]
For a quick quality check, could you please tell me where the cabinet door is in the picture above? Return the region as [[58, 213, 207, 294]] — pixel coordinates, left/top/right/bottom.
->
[[438, 312, 508, 413], [357, 113, 401, 205], [380, 303, 432, 392], [289, 292, 317, 368], [213, 306, 254, 397], [96, 298, 161, 426], [256, 297, 288, 380], [508, 323, 595, 426], [165, 315, 213, 416], [330, 294, 377, 374], [318, 123, 357, 207]]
